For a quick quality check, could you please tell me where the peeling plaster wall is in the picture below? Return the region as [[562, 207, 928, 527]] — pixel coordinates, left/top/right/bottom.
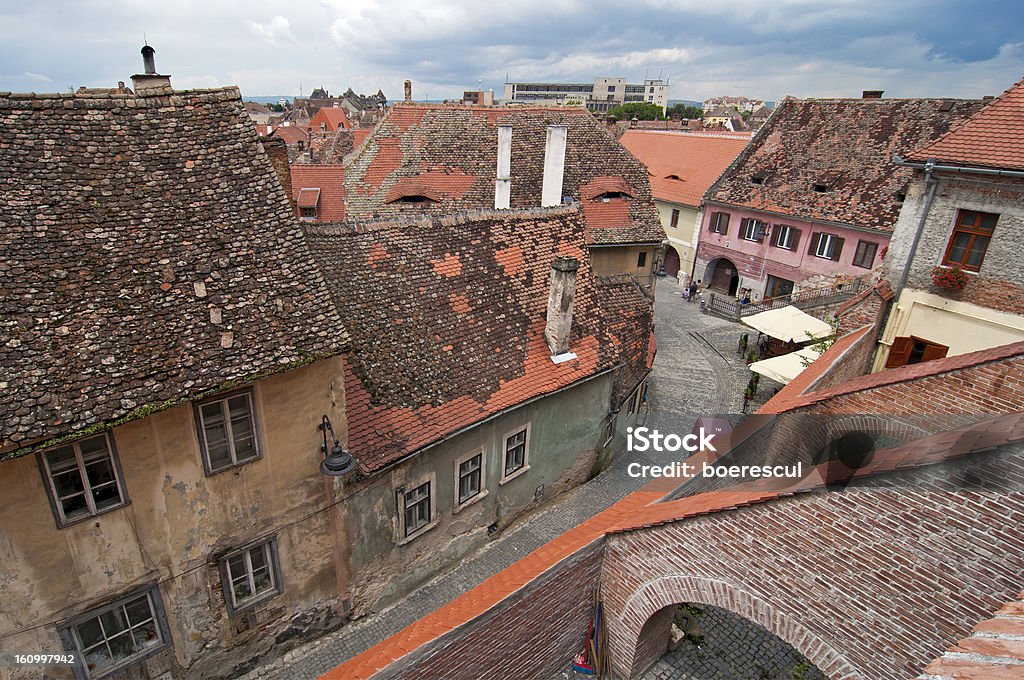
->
[[590, 246, 658, 284], [342, 373, 613, 616], [0, 357, 349, 679]]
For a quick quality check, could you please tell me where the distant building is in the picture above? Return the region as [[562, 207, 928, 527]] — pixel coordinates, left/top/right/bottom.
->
[[462, 90, 495, 106], [702, 95, 764, 113], [503, 77, 669, 113]]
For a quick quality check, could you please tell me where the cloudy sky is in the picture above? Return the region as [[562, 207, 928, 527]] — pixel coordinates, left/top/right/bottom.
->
[[1, 0, 1022, 103]]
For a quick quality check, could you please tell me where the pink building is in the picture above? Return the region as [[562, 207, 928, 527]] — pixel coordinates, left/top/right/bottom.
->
[[696, 93, 986, 300]]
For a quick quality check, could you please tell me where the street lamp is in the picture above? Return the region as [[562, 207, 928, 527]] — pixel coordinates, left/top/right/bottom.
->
[[318, 415, 356, 476]]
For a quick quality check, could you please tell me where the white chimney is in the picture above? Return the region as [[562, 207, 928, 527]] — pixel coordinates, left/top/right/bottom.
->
[[495, 126, 512, 209], [544, 256, 579, 357], [541, 125, 567, 207]]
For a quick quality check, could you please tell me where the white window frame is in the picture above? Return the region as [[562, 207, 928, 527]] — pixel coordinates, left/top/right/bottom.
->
[[398, 472, 437, 543], [60, 585, 168, 680], [220, 538, 282, 615], [453, 448, 488, 512], [741, 219, 765, 242], [195, 390, 261, 475], [499, 423, 531, 484], [39, 433, 128, 527], [775, 224, 794, 250], [815, 233, 837, 259]]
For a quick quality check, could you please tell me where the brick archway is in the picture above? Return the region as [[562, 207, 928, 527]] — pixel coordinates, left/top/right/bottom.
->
[[607, 575, 862, 679]]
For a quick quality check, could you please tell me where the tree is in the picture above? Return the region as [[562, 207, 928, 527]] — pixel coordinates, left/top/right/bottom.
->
[[605, 102, 664, 121], [666, 103, 703, 119]]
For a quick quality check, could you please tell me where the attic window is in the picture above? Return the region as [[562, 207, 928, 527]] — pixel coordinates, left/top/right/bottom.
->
[[666, 174, 683, 181], [750, 174, 766, 185], [895, 191, 906, 203], [813, 183, 829, 193], [395, 195, 436, 205], [597, 191, 628, 202]]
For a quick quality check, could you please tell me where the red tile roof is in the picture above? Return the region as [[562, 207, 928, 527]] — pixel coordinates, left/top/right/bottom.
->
[[310, 107, 351, 132], [269, 125, 310, 145], [907, 76, 1024, 172], [619, 131, 749, 208], [290, 165, 345, 221], [304, 207, 643, 472], [344, 104, 665, 246]]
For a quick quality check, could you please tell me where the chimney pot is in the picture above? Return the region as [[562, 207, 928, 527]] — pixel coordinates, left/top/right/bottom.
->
[[862, 90, 884, 99], [544, 256, 579, 355], [142, 45, 156, 75]]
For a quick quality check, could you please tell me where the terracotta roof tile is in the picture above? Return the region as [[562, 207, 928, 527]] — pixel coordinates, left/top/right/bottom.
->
[[706, 97, 986, 232], [619, 131, 749, 208], [344, 104, 665, 246], [310, 107, 351, 132], [0, 88, 346, 455], [907, 76, 1024, 172], [304, 207, 646, 472], [920, 592, 1024, 679], [290, 165, 346, 221]]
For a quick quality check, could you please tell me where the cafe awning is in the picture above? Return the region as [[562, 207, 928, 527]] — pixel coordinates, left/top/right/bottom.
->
[[742, 306, 834, 343], [749, 347, 824, 385]]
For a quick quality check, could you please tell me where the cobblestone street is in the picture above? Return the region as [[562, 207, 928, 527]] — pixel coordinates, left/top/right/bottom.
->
[[249, 279, 769, 680]]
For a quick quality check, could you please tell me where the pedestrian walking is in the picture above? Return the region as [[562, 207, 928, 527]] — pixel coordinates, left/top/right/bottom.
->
[[687, 280, 698, 303]]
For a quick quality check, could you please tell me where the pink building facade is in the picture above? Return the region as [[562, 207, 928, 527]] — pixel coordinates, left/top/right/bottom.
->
[[695, 204, 888, 300]]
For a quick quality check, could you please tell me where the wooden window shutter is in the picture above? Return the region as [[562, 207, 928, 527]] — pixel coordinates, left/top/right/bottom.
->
[[885, 337, 913, 368], [790, 228, 802, 250], [720, 213, 729, 235], [808, 232, 820, 256], [921, 342, 949, 363], [830, 237, 845, 261], [708, 212, 720, 233]]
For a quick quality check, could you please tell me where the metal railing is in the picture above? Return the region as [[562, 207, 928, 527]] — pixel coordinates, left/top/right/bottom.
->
[[703, 279, 867, 321]]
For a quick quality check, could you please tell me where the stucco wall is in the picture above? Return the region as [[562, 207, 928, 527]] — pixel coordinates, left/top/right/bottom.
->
[[341, 372, 614, 616], [695, 206, 887, 298], [0, 357, 349, 679], [656, 200, 700, 279], [590, 246, 659, 285]]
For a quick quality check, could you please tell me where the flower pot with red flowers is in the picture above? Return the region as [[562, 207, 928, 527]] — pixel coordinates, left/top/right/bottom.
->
[[931, 264, 970, 291]]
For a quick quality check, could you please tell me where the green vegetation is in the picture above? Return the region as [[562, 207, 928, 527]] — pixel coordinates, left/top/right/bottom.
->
[[666, 103, 703, 119], [606, 102, 665, 120]]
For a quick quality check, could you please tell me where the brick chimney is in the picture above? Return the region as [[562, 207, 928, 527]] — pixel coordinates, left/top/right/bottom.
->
[[544, 256, 579, 356], [862, 90, 884, 99], [404, 80, 412, 102], [131, 45, 172, 95]]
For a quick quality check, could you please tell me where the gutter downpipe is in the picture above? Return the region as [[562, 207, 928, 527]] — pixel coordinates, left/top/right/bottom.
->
[[891, 156, 939, 301]]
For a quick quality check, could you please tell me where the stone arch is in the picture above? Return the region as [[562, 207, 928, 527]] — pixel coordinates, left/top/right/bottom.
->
[[608, 574, 862, 679], [702, 257, 739, 296], [765, 413, 932, 469], [662, 245, 680, 279]]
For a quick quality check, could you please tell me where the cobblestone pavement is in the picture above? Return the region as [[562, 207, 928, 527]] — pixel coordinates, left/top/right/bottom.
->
[[639, 605, 827, 680], [250, 279, 765, 680]]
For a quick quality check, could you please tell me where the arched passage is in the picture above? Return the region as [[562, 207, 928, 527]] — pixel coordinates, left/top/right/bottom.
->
[[607, 575, 861, 679], [703, 257, 739, 296], [662, 246, 680, 279]]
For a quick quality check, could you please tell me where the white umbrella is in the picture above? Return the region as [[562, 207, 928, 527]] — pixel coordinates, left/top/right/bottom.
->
[[742, 307, 834, 343], [749, 347, 824, 384]]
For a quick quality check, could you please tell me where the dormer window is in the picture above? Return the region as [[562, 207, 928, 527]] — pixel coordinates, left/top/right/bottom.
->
[[895, 191, 906, 203], [597, 191, 628, 202], [394, 195, 435, 205], [296, 188, 320, 221], [813, 183, 829, 193], [666, 174, 683, 181], [751, 174, 766, 185]]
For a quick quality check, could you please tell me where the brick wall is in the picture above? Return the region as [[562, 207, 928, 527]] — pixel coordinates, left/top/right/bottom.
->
[[805, 324, 878, 392], [374, 539, 604, 679], [600, 444, 1024, 678]]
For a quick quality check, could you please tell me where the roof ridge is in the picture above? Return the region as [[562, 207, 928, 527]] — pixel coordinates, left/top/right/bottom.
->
[[304, 204, 581, 234], [784, 339, 1024, 410]]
